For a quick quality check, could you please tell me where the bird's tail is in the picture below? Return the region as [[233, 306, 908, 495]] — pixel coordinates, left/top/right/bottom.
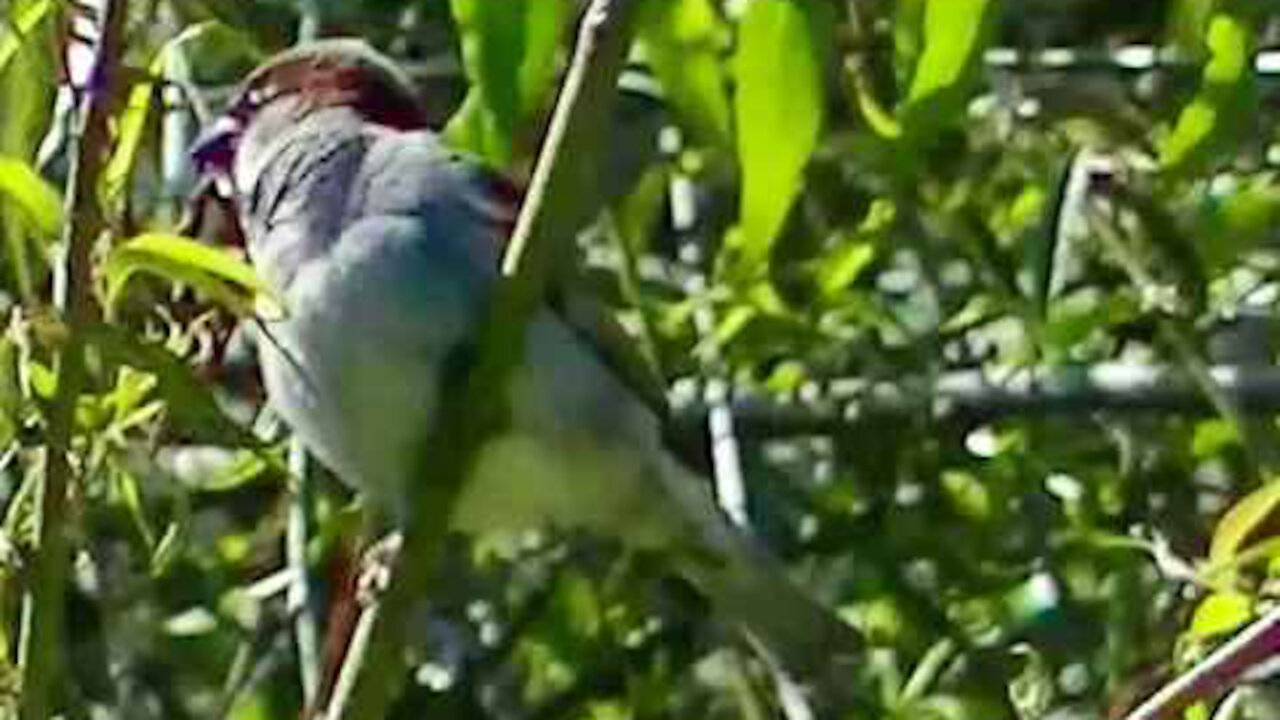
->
[[677, 518, 864, 679], [653, 457, 865, 685]]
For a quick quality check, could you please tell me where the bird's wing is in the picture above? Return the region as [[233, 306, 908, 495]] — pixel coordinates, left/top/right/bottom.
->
[[447, 155, 676, 423]]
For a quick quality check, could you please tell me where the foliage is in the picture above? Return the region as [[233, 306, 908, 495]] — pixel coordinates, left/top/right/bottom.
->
[[2, 0, 1280, 718]]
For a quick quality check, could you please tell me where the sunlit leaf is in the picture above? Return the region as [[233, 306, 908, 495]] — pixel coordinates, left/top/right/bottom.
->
[[637, 0, 730, 147], [102, 59, 162, 211], [1027, 153, 1079, 318], [734, 0, 832, 269], [446, 0, 570, 165], [0, 337, 19, 450], [1192, 418, 1240, 458], [104, 23, 249, 212], [710, 304, 758, 351], [1210, 477, 1280, 568], [0, 0, 54, 73], [104, 233, 279, 317], [1160, 11, 1256, 174], [818, 240, 875, 300], [0, 155, 61, 237], [941, 470, 991, 521], [0, 0, 60, 300], [893, 0, 927, 88], [852, 68, 902, 139], [899, 0, 998, 144], [517, 0, 570, 115], [1198, 177, 1280, 269], [1188, 591, 1251, 639]]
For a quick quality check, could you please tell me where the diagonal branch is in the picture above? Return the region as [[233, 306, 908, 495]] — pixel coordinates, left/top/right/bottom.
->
[[1123, 606, 1280, 720], [323, 1, 643, 717]]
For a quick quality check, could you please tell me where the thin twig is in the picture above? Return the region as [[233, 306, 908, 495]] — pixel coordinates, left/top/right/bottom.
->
[[1123, 606, 1280, 720], [19, 1, 126, 717], [321, 1, 643, 717]]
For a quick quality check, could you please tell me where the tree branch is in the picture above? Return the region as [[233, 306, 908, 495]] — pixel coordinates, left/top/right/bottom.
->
[[1123, 606, 1280, 720], [671, 363, 1280, 437], [323, 1, 643, 717], [20, 1, 126, 717]]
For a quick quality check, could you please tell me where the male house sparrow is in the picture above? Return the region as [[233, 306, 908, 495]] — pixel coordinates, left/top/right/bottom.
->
[[193, 39, 860, 682]]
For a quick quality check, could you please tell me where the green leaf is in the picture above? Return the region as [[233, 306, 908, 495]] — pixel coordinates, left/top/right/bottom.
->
[[893, 0, 927, 88], [899, 0, 998, 145], [817, 240, 875, 300], [104, 233, 279, 317], [637, 0, 731, 147], [1159, 11, 1257, 175], [517, 0, 570, 115], [103, 20, 234, 210], [1210, 477, 1280, 569], [0, 337, 20, 450], [1188, 591, 1252, 639], [1027, 153, 1079, 318], [734, 0, 832, 269], [0, 0, 54, 73], [1192, 418, 1241, 458], [102, 60, 162, 212], [816, 199, 891, 300], [1, 0, 60, 301], [80, 322, 263, 450], [446, 0, 570, 165], [1198, 178, 1280, 269], [0, 155, 62, 237], [851, 68, 902, 140]]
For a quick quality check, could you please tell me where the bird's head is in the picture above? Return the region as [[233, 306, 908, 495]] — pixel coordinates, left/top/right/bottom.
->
[[192, 39, 428, 191]]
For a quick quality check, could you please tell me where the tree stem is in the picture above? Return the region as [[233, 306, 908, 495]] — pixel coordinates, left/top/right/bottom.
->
[[20, 1, 126, 718]]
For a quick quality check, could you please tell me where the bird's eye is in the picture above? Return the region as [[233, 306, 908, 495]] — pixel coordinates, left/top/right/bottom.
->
[[237, 82, 283, 118]]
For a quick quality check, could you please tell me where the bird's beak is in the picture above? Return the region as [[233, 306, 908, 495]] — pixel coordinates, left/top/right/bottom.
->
[[191, 114, 244, 187]]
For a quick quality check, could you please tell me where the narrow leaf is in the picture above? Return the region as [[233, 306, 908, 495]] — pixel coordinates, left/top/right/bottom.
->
[[1188, 592, 1252, 639], [0, 337, 20, 450], [1, 0, 61, 301], [104, 23, 239, 210], [734, 0, 831, 269], [1210, 477, 1280, 568], [104, 233, 278, 317], [818, 241, 876, 300], [1160, 11, 1256, 174], [892, 0, 927, 87], [0, 0, 54, 73], [637, 0, 731, 147], [899, 0, 997, 144], [446, 0, 569, 166], [1028, 152, 1082, 318], [0, 155, 62, 237]]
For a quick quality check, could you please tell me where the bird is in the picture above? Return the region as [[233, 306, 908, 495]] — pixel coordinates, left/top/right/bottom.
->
[[191, 38, 862, 690]]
